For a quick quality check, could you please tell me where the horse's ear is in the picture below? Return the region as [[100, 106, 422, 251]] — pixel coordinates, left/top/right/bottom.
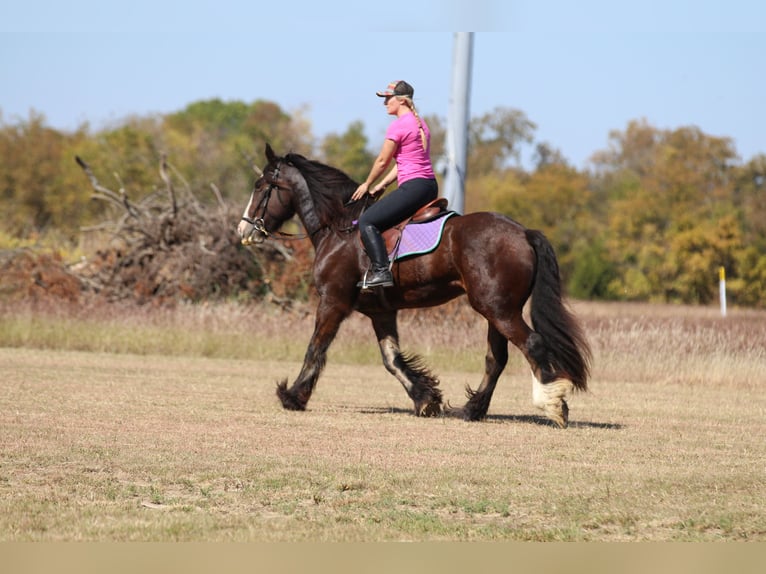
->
[[265, 143, 276, 163]]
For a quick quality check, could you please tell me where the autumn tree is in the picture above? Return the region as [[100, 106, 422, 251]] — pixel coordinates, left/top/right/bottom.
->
[[319, 121, 374, 183], [731, 154, 766, 247], [463, 107, 536, 213], [468, 106, 536, 177], [162, 99, 313, 199], [591, 119, 746, 304], [726, 154, 766, 305], [0, 112, 98, 239]]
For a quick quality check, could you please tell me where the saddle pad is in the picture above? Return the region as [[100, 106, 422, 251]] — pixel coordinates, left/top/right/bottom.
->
[[390, 211, 458, 261]]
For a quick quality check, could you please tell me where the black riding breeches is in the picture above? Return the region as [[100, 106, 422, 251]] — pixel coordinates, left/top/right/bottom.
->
[[358, 178, 439, 233], [357, 178, 438, 268]]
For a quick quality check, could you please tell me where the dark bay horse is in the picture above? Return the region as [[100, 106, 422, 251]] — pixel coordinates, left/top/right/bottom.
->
[[237, 144, 591, 428]]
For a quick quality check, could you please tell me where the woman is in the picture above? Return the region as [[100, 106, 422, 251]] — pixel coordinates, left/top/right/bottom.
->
[[351, 80, 439, 289]]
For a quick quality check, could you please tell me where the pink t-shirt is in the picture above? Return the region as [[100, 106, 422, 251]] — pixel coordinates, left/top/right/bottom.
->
[[385, 112, 435, 184]]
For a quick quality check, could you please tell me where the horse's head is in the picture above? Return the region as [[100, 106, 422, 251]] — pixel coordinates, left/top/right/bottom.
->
[[238, 144, 299, 245], [238, 143, 366, 245]]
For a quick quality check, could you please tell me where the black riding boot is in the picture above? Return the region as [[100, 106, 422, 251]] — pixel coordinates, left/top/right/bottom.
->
[[358, 225, 394, 288]]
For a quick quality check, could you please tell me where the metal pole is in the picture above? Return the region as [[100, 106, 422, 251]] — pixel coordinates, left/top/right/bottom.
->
[[443, 32, 473, 215]]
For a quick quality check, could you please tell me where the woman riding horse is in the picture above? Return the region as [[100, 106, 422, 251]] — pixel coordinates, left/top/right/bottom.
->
[[351, 80, 439, 289], [238, 144, 591, 428]]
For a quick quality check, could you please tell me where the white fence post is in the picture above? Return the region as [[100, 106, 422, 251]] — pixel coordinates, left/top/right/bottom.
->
[[719, 266, 727, 318]]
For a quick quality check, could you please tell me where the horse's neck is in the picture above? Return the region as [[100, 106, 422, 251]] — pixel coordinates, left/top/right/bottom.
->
[[289, 175, 322, 239]]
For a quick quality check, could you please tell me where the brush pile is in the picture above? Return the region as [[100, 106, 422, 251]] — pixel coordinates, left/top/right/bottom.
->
[[0, 157, 313, 306]]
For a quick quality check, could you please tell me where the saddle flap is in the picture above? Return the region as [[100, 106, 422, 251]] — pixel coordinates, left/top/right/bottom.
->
[[383, 198, 450, 253], [356, 198, 452, 258], [385, 212, 457, 260]]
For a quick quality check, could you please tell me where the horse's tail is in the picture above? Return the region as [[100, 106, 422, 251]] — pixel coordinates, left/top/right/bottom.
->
[[525, 229, 592, 391]]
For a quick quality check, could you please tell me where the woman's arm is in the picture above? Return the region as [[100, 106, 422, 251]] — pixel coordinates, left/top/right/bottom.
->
[[373, 164, 398, 194], [351, 139, 397, 201]]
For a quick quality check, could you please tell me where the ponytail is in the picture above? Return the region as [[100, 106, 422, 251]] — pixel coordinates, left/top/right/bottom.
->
[[400, 96, 427, 151]]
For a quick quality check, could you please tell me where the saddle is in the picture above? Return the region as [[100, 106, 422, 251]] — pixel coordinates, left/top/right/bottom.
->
[[380, 198, 450, 256]]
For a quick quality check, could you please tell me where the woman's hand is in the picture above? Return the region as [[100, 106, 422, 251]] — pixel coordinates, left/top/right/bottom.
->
[[351, 182, 370, 202], [371, 182, 387, 196], [351, 140, 397, 202]]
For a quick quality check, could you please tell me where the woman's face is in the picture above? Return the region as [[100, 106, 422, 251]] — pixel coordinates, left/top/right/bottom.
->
[[384, 95, 402, 115]]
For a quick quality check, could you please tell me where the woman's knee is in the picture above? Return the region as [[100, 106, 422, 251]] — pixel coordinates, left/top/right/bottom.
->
[[358, 212, 377, 229]]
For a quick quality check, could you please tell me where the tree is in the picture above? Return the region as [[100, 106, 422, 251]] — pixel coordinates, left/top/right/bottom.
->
[[0, 112, 97, 239], [163, 99, 313, 200], [592, 120, 745, 304], [467, 107, 536, 177], [732, 154, 766, 247], [319, 121, 374, 183]]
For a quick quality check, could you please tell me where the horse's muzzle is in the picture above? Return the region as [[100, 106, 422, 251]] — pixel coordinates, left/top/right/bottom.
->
[[238, 219, 266, 245], [241, 233, 265, 246]]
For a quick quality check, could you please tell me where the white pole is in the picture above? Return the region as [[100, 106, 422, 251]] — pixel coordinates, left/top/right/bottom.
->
[[719, 266, 727, 317], [443, 32, 473, 215]]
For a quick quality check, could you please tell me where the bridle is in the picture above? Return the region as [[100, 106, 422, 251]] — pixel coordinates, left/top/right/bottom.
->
[[240, 161, 313, 244], [242, 160, 348, 245], [241, 161, 281, 238]]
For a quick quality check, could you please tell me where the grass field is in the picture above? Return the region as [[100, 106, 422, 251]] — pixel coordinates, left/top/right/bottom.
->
[[1, 299, 765, 541]]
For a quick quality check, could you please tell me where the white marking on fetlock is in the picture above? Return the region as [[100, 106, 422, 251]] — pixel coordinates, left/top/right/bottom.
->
[[532, 371, 546, 409], [380, 337, 413, 394], [531, 371, 574, 428]]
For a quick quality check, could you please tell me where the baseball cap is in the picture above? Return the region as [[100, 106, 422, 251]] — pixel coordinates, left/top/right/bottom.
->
[[376, 80, 414, 98]]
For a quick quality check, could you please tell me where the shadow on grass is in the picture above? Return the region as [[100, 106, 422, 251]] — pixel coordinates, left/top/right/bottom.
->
[[356, 406, 413, 416], [353, 405, 622, 430], [486, 413, 623, 430]]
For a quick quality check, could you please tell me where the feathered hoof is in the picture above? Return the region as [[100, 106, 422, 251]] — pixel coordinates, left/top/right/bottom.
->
[[532, 377, 574, 429], [543, 399, 569, 429], [276, 380, 307, 411], [415, 400, 443, 417]]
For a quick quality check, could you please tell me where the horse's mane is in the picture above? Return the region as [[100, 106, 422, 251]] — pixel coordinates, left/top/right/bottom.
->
[[284, 152, 367, 228]]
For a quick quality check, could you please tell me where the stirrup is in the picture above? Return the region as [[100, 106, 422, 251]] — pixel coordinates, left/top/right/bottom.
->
[[357, 268, 394, 289]]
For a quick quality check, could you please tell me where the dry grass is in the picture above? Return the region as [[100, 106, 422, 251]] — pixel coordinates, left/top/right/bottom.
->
[[1, 299, 765, 541]]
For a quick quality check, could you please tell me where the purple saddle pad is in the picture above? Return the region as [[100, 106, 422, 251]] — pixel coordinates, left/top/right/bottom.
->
[[390, 212, 458, 261]]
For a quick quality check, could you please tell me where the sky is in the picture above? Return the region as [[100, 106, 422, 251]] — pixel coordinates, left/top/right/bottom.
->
[[2, 1, 764, 170]]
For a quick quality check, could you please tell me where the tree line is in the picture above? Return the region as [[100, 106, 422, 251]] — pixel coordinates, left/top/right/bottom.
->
[[1, 99, 764, 307]]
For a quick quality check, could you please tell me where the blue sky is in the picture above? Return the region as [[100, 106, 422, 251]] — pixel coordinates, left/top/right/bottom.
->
[[2, 1, 763, 169]]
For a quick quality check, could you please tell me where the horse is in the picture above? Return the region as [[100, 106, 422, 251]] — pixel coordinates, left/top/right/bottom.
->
[[237, 144, 591, 428]]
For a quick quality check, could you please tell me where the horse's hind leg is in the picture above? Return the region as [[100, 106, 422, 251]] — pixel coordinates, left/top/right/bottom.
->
[[459, 323, 508, 421], [525, 331, 574, 428], [370, 312, 442, 416], [502, 318, 573, 428]]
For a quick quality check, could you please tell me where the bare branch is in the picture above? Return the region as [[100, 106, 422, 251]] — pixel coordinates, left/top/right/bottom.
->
[[168, 161, 197, 204], [73, 153, 297, 304], [209, 183, 227, 210], [76, 156, 123, 204], [159, 153, 178, 217], [75, 156, 144, 219]]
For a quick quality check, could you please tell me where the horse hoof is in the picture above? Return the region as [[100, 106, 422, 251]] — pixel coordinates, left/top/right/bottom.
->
[[276, 380, 307, 411], [417, 402, 442, 417], [544, 399, 569, 428]]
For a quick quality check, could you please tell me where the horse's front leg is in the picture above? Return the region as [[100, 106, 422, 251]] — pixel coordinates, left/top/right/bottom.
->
[[276, 301, 349, 411], [370, 311, 443, 417]]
